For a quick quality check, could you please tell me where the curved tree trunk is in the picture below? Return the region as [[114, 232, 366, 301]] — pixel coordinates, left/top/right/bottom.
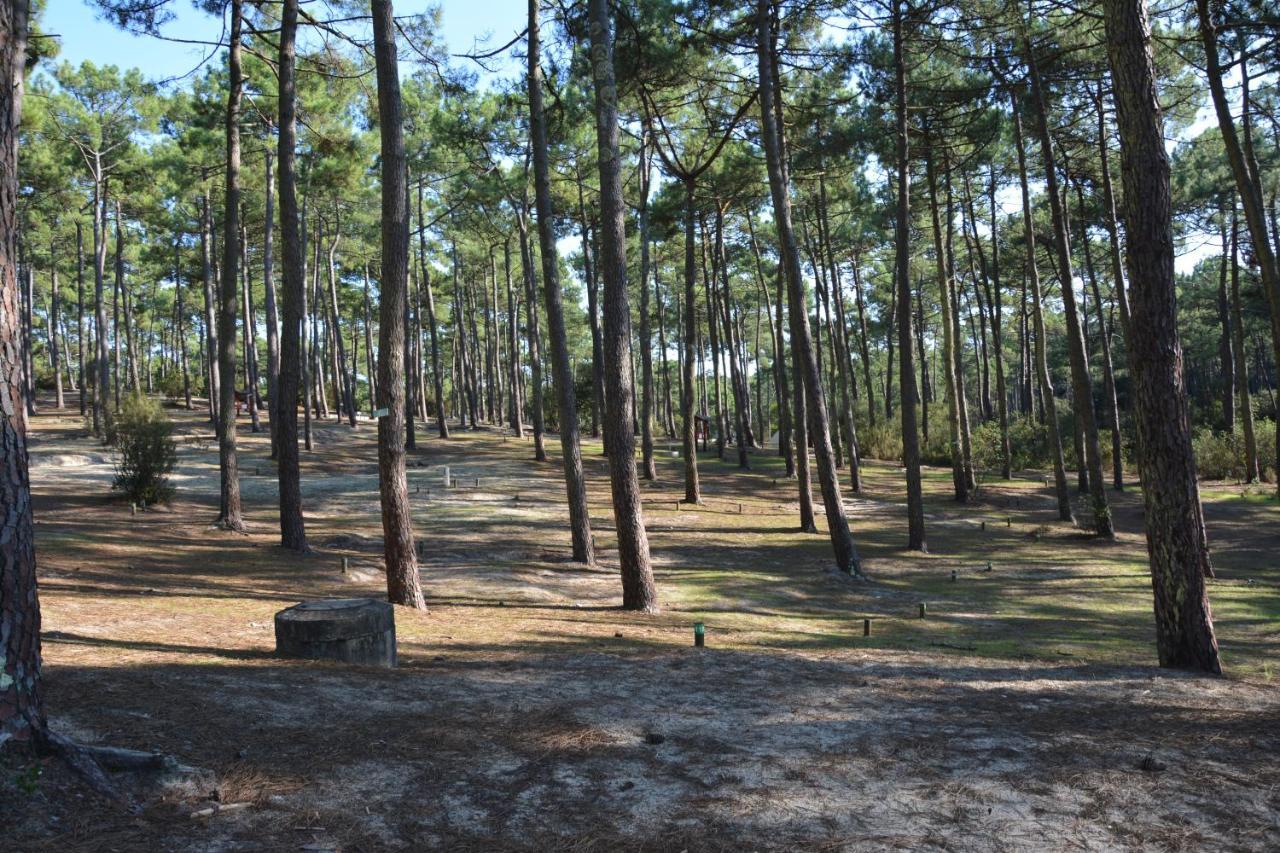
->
[[1013, 91, 1073, 525]]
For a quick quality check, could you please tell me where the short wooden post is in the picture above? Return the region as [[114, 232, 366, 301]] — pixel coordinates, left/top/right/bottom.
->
[[918, 602, 927, 619], [863, 618, 871, 637], [950, 570, 957, 582], [443, 466, 450, 487], [341, 557, 350, 575]]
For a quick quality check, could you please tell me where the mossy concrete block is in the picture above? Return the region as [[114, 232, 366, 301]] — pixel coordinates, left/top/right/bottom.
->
[[274, 598, 396, 668]]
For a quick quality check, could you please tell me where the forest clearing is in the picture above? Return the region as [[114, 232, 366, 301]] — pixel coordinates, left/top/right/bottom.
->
[[4, 399, 1277, 850], [3, 0, 1280, 848]]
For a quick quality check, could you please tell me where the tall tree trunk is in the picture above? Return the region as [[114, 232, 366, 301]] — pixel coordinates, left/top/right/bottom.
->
[[50, 249, 62, 409], [1230, 212, 1260, 482], [1102, 0, 1220, 671], [964, 171, 1011, 477], [216, 0, 245, 530], [1076, 182, 1124, 490], [77, 221, 86, 417], [325, 225, 355, 427], [415, 183, 447, 438], [926, 141, 970, 503], [112, 201, 123, 409], [1013, 90, 1073, 524], [503, 240, 523, 437], [586, 0, 658, 611], [758, 0, 862, 575], [92, 172, 109, 436], [201, 196, 219, 426], [241, 223, 262, 433], [1026, 52, 1113, 535], [372, 0, 424, 609], [637, 139, 656, 480], [515, 206, 545, 458], [1216, 216, 1235, 431], [0, 0, 42, 744], [528, 0, 594, 565], [680, 180, 701, 501], [175, 238, 192, 410], [363, 264, 376, 416], [891, 0, 925, 550], [576, 178, 605, 443], [943, 164, 976, 489], [275, 0, 307, 556], [263, 148, 281, 457]]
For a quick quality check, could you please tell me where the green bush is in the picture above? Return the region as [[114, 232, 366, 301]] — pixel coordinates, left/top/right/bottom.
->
[[1193, 420, 1277, 482], [110, 394, 177, 505]]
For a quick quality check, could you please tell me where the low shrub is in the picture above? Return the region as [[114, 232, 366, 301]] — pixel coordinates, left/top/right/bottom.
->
[[110, 394, 177, 505]]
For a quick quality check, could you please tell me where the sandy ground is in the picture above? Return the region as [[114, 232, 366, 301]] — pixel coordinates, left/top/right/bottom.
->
[[6, 399, 1279, 851]]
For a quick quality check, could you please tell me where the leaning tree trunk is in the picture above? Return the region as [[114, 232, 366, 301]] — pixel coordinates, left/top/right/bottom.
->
[[1026, 47, 1113, 536], [758, 0, 862, 576], [1194, 0, 1280, 500], [0, 0, 41, 746], [371, 0, 425, 609], [274, 0, 307, 552], [1013, 91, 1074, 525], [1102, 0, 1220, 672], [586, 0, 659, 612], [528, 0, 594, 565]]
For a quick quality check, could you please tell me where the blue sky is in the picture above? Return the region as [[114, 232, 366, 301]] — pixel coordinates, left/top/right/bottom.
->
[[44, 0, 527, 83]]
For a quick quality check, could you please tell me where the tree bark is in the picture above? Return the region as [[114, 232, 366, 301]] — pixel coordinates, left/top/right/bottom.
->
[[200, 196, 218, 426], [0, 0, 42, 745], [372, 0, 424, 609], [586, 0, 658, 611], [891, 0, 925, 551], [263, 148, 281, 456], [758, 0, 862, 575], [637, 138, 656, 480], [1102, 0, 1220, 671], [1013, 91, 1073, 524], [1229, 212, 1260, 482], [216, 0, 245, 531], [273, 0, 306, 551], [926, 141, 970, 503], [528, 0, 594, 565]]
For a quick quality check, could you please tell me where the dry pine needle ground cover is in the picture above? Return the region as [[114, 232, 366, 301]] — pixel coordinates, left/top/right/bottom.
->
[[4, 398, 1279, 851]]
